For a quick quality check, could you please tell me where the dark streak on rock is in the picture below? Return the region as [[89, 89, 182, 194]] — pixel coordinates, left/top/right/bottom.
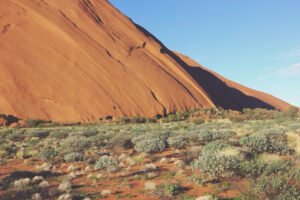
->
[[58, 10, 78, 28], [1, 24, 10, 34], [80, 0, 103, 25]]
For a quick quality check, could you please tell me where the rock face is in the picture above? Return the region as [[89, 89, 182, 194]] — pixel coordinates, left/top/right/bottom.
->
[[0, 0, 291, 122]]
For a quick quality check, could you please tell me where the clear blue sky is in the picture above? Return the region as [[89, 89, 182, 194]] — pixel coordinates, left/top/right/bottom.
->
[[110, 0, 300, 106]]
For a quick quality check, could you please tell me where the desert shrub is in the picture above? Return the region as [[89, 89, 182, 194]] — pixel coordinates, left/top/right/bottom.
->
[[287, 123, 300, 131], [49, 130, 69, 139], [131, 116, 148, 123], [119, 117, 131, 124], [0, 143, 17, 159], [240, 156, 300, 200], [240, 129, 290, 154], [106, 133, 133, 149], [291, 168, 300, 181], [255, 174, 300, 200], [161, 111, 191, 123], [26, 130, 49, 138], [90, 134, 110, 147], [192, 131, 211, 144], [239, 158, 266, 178], [64, 152, 84, 162], [201, 141, 231, 156], [25, 119, 52, 127], [237, 108, 281, 121], [132, 135, 166, 153], [263, 160, 292, 175], [81, 130, 98, 137], [94, 155, 119, 172], [68, 131, 85, 137], [24, 137, 39, 147], [0, 129, 13, 136], [155, 183, 183, 198], [39, 146, 58, 161], [240, 134, 268, 153], [198, 130, 236, 143], [0, 139, 5, 149], [67, 129, 98, 138], [191, 119, 205, 125], [240, 159, 292, 178], [192, 153, 240, 180], [167, 136, 188, 149], [1, 186, 50, 200], [180, 147, 202, 164], [229, 114, 247, 122], [60, 136, 91, 154], [285, 106, 299, 118], [6, 130, 25, 142], [154, 131, 172, 140], [178, 194, 196, 200]]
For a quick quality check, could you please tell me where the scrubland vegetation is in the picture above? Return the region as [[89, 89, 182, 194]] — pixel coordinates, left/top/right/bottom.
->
[[0, 108, 299, 200]]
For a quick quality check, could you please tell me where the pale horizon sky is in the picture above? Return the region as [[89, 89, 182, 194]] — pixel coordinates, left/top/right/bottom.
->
[[110, 0, 300, 106]]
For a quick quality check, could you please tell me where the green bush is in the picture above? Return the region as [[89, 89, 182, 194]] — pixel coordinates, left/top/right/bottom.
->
[[94, 155, 119, 172], [6, 130, 25, 142], [255, 174, 300, 200], [39, 146, 58, 161], [191, 119, 205, 125], [90, 134, 110, 147], [162, 183, 181, 197], [285, 106, 299, 118], [25, 119, 52, 127], [160, 111, 191, 123], [26, 130, 49, 138], [263, 160, 292, 175], [239, 158, 266, 178], [240, 159, 292, 178], [107, 134, 133, 149], [118, 116, 154, 124], [60, 136, 91, 154], [201, 141, 231, 155], [131, 116, 148, 123], [291, 168, 300, 182], [241, 157, 299, 200], [64, 152, 84, 162], [82, 130, 98, 137], [0, 143, 17, 159], [192, 153, 240, 180], [178, 194, 196, 200], [240, 129, 289, 154], [156, 183, 182, 198], [49, 130, 69, 139], [198, 130, 236, 143], [132, 135, 166, 153], [24, 137, 39, 147], [167, 136, 188, 149]]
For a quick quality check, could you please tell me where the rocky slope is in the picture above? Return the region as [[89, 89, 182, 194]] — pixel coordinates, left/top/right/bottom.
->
[[0, 0, 291, 122]]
